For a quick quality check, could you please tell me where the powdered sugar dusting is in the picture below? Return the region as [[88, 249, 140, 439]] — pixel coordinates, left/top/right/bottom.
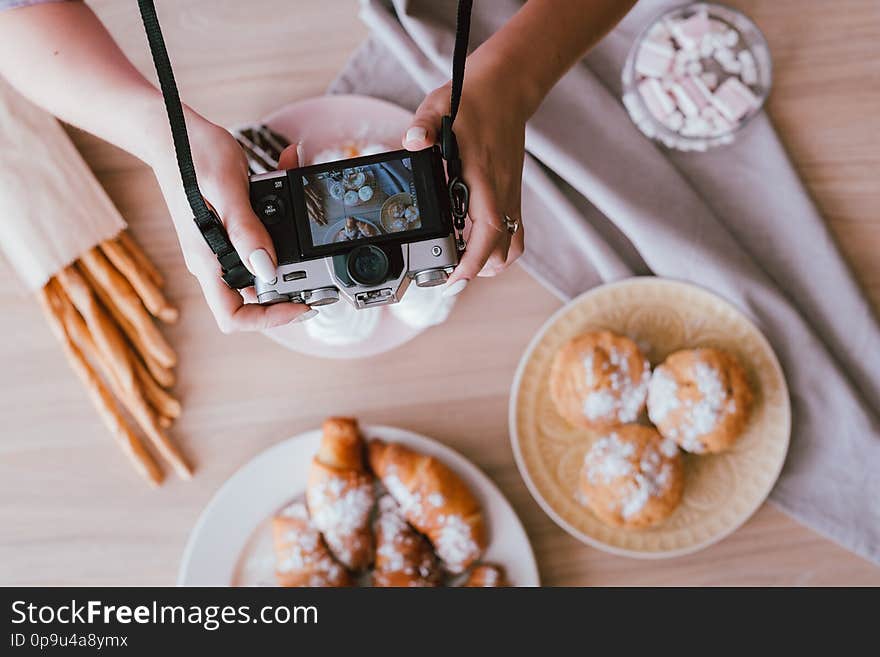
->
[[582, 354, 596, 388], [584, 433, 636, 484], [433, 514, 479, 574], [659, 438, 679, 458], [427, 492, 445, 508], [580, 346, 650, 424], [274, 503, 346, 586], [375, 496, 412, 574], [676, 359, 735, 452], [623, 443, 674, 519], [308, 476, 373, 567], [647, 367, 680, 423], [583, 390, 616, 420], [380, 466, 479, 573], [374, 495, 439, 585], [383, 469, 425, 524], [582, 433, 676, 520]]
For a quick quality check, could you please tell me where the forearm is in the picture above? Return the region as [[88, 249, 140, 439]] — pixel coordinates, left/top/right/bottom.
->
[[469, 0, 637, 117], [0, 1, 170, 164]]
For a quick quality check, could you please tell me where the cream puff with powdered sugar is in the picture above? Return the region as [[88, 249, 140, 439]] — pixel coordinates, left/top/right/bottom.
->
[[577, 424, 684, 529], [549, 331, 652, 431], [647, 348, 753, 454]]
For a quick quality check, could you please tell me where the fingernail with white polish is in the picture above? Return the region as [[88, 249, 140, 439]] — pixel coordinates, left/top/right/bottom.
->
[[405, 126, 427, 146], [293, 309, 319, 323], [442, 278, 468, 298], [249, 249, 277, 284]]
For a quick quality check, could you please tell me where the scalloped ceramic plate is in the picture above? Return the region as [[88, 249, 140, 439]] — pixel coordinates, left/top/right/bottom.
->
[[179, 425, 539, 586], [510, 277, 791, 558]]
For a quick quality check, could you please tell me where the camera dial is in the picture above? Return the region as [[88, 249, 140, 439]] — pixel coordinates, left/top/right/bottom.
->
[[306, 287, 340, 306], [257, 195, 284, 225], [414, 269, 449, 287]]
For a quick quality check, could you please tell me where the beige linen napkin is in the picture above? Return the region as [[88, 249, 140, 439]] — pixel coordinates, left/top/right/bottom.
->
[[330, 0, 880, 563], [0, 78, 125, 290]]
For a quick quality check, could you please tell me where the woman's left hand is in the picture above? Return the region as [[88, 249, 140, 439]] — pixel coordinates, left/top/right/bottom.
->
[[402, 65, 528, 296]]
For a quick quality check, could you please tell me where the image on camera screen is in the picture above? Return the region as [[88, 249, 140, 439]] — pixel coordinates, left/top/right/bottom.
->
[[302, 158, 421, 247]]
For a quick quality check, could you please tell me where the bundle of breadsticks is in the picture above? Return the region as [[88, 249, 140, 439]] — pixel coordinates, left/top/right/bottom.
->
[[0, 79, 190, 487], [35, 233, 186, 486]]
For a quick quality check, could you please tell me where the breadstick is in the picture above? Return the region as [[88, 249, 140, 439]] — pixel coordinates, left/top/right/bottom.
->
[[51, 278, 179, 422], [48, 277, 147, 424], [37, 283, 164, 486], [49, 278, 116, 379], [56, 265, 137, 396], [136, 343, 175, 390], [116, 231, 163, 287], [78, 263, 175, 389], [50, 279, 191, 479], [124, 392, 192, 479], [133, 353, 181, 419], [101, 238, 178, 323], [80, 247, 176, 368]]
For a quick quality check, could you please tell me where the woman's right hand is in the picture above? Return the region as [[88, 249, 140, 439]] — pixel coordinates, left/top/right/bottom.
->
[[149, 115, 315, 333]]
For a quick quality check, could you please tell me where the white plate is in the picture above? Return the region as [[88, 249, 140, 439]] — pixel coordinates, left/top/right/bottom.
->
[[179, 425, 540, 586], [260, 95, 454, 359]]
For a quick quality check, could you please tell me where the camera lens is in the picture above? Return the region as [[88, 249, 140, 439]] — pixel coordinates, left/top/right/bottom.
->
[[347, 245, 390, 286]]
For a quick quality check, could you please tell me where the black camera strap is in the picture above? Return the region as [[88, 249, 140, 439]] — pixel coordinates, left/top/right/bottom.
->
[[137, 0, 472, 289], [137, 0, 254, 288], [442, 0, 473, 250]]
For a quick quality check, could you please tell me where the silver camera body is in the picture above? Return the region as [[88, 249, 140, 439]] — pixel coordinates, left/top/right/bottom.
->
[[253, 231, 458, 309], [249, 147, 459, 310]]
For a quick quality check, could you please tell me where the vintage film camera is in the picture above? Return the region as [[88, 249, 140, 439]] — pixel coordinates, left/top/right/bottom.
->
[[249, 146, 458, 309]]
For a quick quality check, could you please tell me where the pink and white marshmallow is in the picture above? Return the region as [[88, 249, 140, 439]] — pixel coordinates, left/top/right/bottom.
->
[[638, 78, 676, 121], [635, 39, 675, 78], [711, 77, 759, 122]]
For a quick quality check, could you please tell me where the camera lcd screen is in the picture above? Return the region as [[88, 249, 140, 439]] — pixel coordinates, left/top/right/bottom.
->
[[302, 157, 423, 248]]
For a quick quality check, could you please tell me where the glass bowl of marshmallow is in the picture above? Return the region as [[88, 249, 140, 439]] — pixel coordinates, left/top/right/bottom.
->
[[622, 2, 772, 151]]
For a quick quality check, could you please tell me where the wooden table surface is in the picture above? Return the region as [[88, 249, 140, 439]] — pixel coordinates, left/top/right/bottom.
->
[[1, 0, 878, 586]]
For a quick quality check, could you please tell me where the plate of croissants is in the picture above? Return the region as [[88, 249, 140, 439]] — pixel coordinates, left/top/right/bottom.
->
[[179, 417, 539, 586], [510, 277, 790, 559]]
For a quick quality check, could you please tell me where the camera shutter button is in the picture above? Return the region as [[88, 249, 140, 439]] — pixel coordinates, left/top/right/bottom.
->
[[258, 195, 284, 225]]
